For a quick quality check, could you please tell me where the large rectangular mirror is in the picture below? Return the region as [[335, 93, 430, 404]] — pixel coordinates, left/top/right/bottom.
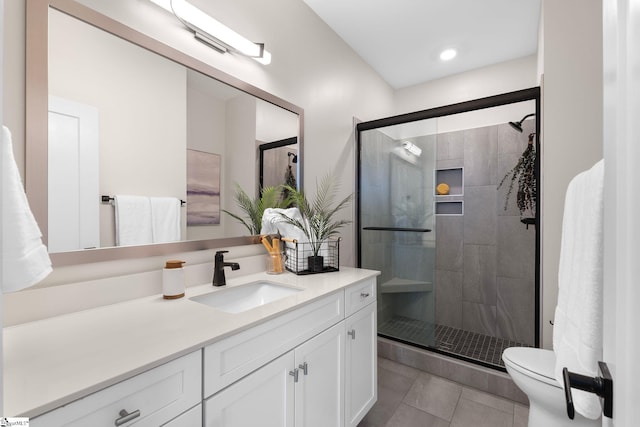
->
[[26, 0, 304, 265]]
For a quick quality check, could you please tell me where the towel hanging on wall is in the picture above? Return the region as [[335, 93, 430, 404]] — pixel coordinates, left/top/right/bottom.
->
[[553, 159, 604, 420], [2, 126, 52, 292]]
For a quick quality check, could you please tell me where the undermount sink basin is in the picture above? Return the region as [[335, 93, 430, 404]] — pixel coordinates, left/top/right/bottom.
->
[[190, 281, 302, 313]]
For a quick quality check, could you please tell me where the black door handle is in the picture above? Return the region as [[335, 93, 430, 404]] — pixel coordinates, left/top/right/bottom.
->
[[562, 361, 613, 419]]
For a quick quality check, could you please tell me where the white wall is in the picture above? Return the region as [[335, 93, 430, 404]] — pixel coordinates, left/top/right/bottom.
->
[[2, 0, 394, 318], [394, 55, 538, 115], [540, 0, 603, 348]]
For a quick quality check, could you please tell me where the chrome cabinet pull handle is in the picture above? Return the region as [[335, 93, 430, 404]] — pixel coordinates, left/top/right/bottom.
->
[[348, 329, 356, 339], [289, 368, 299, 382], [299, 362, 308, 375], [360, 292, 370, 299], [115, 409, 141, 426]]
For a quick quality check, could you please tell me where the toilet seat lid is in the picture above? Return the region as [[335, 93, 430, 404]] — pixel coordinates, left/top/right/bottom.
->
[[503, 347, 558, 384]]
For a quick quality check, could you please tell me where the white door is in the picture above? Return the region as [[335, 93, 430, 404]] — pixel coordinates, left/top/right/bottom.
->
[[602, 0, 640, 425], [48, 96, 99, 252], [344, 302, 377, 427], [204, 351, 295, 427], [294, 322, 345, 427]]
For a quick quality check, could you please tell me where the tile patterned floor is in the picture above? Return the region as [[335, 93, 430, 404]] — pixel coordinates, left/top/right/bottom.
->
[[358, 357, 529, 427], [378, 316, 529, 367]]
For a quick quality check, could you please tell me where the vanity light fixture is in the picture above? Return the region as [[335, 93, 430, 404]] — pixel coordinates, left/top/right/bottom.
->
[[402, 141, 422, 157], [149, 0, 272, 65], [439, 48, 457, 61]]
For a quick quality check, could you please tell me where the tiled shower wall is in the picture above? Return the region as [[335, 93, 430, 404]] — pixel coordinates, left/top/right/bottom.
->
[[435, 120, 536, 345]]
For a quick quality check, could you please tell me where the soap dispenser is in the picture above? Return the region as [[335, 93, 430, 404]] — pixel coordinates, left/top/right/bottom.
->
[[163, 259, 186, 299]]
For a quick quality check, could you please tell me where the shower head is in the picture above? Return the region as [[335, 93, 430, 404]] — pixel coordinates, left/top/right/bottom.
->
[[288, 152, 298, 163], [508, 113, 536, 133]]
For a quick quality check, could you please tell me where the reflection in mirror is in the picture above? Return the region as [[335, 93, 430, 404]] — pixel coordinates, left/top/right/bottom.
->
[[38, 3, 302, 258], [258, 137, 298, 190]]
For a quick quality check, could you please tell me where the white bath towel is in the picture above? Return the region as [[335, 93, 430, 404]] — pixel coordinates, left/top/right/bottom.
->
[[553, 159, 604, 420], [261, 207, 330, 271], [150, 197, 181, 243], [114, 195, 153, 246], [2, 126, 52, 292]]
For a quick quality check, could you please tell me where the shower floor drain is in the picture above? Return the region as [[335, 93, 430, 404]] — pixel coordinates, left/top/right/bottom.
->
[[379, 316, 530, 368]]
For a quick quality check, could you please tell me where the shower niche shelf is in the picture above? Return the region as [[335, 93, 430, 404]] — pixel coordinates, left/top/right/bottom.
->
[[435, 167, 464, 215], [435, 167, 463, 196]]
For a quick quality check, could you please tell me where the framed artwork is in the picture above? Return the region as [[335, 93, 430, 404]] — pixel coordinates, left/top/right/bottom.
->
[[187, 149, 221, 225]]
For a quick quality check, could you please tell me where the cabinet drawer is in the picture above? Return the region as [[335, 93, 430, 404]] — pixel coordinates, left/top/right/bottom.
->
[[203, 292, 344, 397], [163, 404, 202, 427], [345, 278, 376, 317], [32, 351, 201, 427]]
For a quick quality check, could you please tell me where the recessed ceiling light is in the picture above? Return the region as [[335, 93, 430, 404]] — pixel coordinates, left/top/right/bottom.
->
[[439, 48, 457, 61]]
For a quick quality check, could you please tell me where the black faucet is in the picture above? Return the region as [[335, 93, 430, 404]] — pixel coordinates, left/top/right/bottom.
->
[[213, 250, 240, 286]]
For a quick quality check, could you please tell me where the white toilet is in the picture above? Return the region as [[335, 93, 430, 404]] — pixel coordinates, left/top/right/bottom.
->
[[502, 347, 601, 427]]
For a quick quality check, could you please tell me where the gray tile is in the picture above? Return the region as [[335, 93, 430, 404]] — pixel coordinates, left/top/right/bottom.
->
[[496, 215, 535, 279], [487, 372, 529, 405], [461, 387, 514, 414], [440, 360, 489, 392], [463, 244, 497, 305], [360, 364, 417, 427], [496, 276, 535, 345], [437, 158, 464, 170], [403, 373, 462, 421], [462, 301, 496, 336], [464, 126, 498, 186], [378, 357, 422, 379], [437, 130, 464, 161], [436, 216, 464, 271], [497, 123, 531, 155], [463, 186, 497, 246], [450, 398, 513, 427], [513, 403, 529, 427], [386, 403, 450, 427], [435, 269, 463, 328]]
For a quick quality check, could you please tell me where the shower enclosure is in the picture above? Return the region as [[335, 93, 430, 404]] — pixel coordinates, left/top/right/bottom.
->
[[357, 88, 541, 369]]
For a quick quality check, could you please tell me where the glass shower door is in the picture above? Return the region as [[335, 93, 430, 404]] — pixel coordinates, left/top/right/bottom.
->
[[359, 121, 437, 348]]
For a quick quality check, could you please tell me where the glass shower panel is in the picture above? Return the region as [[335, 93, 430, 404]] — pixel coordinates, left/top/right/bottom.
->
[[359, 119, 437, 348]]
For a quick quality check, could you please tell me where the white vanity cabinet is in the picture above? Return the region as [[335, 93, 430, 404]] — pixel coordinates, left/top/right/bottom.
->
[[203, 277, 377, 427], [204, 322, 345, 427], [345, 301, 377, 427], [31, 351, 202, 427]]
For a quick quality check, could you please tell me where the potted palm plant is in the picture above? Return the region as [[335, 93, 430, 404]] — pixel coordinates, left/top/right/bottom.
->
[[279, 174, 352, 272], [222, 184, 291, 236]]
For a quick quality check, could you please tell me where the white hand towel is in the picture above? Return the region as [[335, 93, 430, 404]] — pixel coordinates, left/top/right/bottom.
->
[[261, 207, 309, 271], [553, 159, 604, 420], [2, 126, 52, 292], [114, 195, 153, 246], [150, 196, 181, 243]]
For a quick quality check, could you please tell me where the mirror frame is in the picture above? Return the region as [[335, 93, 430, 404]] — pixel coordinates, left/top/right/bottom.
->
[[25, 0, 304, 267]]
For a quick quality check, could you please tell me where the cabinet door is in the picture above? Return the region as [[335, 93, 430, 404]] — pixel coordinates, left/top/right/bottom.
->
[[344, 302, 377, 427], [205, 351, 295, 427], [162, 404, 202, 427], [294, 322, 345, 427]]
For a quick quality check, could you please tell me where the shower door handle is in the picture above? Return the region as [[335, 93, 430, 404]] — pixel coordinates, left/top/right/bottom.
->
[[562, 361, 613, 419]]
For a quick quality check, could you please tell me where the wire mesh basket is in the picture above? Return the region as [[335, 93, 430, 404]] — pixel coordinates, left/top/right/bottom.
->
[[284, 238, 340, 275]]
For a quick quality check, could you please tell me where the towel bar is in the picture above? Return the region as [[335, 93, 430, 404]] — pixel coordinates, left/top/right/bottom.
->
[[101, 195, 186, 206]]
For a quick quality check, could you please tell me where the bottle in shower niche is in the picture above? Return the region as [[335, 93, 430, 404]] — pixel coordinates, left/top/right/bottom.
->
[[163, 259, 186, 299]]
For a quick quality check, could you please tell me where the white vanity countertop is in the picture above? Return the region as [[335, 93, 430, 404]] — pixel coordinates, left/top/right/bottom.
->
[[4, 267, 379, 418]]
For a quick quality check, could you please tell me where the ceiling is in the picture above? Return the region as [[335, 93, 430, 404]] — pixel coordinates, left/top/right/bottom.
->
[[302, 0, 541, 89]]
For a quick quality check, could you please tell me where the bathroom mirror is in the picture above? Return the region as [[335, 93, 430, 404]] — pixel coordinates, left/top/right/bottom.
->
[[25, 0, 304, 265]]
